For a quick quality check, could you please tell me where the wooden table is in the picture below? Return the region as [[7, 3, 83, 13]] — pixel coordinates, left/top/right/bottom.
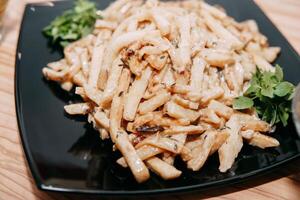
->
[[0, 0, 300, 199]]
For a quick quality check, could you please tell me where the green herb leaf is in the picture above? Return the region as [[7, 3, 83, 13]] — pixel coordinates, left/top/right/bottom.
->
[[274, 81, 294, 97], [261, 86, 274, 98], [233, 65, 294, 126], [233, 96, 254, 110], [275, 64, 283, 81], [43, 0, 101, 48]]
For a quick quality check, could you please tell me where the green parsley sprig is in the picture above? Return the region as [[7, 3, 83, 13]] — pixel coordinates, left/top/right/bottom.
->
[[233, 65, 295, 126], [43, 0, 100, 47]]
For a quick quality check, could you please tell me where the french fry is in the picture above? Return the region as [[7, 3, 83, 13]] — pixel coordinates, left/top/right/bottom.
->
[[177, 15, 192, 70], [138, 90, 171, 114], [94, 110, 110, 130], [110, 94, 124, 142], [73, 71, 87, 86], [187, 130, 217, 171], [162, 66, 176, 87], [116, 68, 131, 94], [262, 47, 281, 63], [146, 53, 168, 70], [162, 125, 205, 135], [132, 112, 155, 130], [64, 103, 91, 115], [201, 49, 234, 68], [201, 87, 224, 104], [83, 84, 103, 105], [190, 57, 206, 93], [146, 157, 181, 180], [137, 133, 186, 154], [253, 54, 275, 72], [165, 101, 200, 121], [218, 115, 243, 172], [88, 45, 105, 88], [100, 56, 123, 107], [117, 145, 164, 168], [42, 67, 68, 82], [170, 84, 191, 94], [245, 132, 279, 149], [124, 67, 152, 121], [100, 129, 110, 140], [200, 108, 222, 126], [115, 131, 150, 183], [162, 152, 175, 165], [75, 87, 86, 98], [209, 129, 230, 155], [172, 95, 199, 110], [207, 100, 233, 120], [61, 81, 73, 91], [148, 112, 191, 127], [236, 113, 271, 132]]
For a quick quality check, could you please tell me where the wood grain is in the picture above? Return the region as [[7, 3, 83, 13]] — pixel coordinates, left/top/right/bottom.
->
[[0, 0, 299, 199]]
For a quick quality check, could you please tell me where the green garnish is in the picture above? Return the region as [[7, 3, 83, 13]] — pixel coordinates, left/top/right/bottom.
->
[[43, 0, 100, 47], [233, 65, 295, 126]]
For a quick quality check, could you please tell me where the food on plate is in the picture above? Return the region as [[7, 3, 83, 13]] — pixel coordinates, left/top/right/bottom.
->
[[42, 0, 294, 182]]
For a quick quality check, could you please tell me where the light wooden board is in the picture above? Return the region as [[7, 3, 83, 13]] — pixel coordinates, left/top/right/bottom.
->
[[0, 0, 299, 199]]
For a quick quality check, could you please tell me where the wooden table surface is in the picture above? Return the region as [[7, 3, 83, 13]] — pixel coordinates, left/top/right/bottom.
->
[[0, 0, 300, 199]]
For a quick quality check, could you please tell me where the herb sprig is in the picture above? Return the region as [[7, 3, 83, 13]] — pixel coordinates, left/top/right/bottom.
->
[[43, 0, 100, 47], [233, 65, 295, 126]]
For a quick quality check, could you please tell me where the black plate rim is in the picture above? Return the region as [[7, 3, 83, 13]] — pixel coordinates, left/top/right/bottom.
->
[[15, 1, 300, 196]]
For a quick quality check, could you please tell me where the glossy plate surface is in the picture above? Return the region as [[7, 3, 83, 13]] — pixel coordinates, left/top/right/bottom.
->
[[15, 0, 300, 196]]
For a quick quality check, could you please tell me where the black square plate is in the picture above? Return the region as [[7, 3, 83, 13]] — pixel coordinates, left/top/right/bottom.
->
[[15, 0, 300, 196]]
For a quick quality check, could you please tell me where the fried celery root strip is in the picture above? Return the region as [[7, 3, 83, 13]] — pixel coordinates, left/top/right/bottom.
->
[[241, 131, 279, 149], [146, 157, 182, 180], [115, 131, 150, 183], [124, 67, 152, 121], [117, 145, 164, 168], [64, 103, 91, 115], [218, 115, 243, 172], [187, 130, 218, 171]]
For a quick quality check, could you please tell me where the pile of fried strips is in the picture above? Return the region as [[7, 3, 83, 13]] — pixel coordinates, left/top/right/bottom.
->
[[43, 0, 281, 183]]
